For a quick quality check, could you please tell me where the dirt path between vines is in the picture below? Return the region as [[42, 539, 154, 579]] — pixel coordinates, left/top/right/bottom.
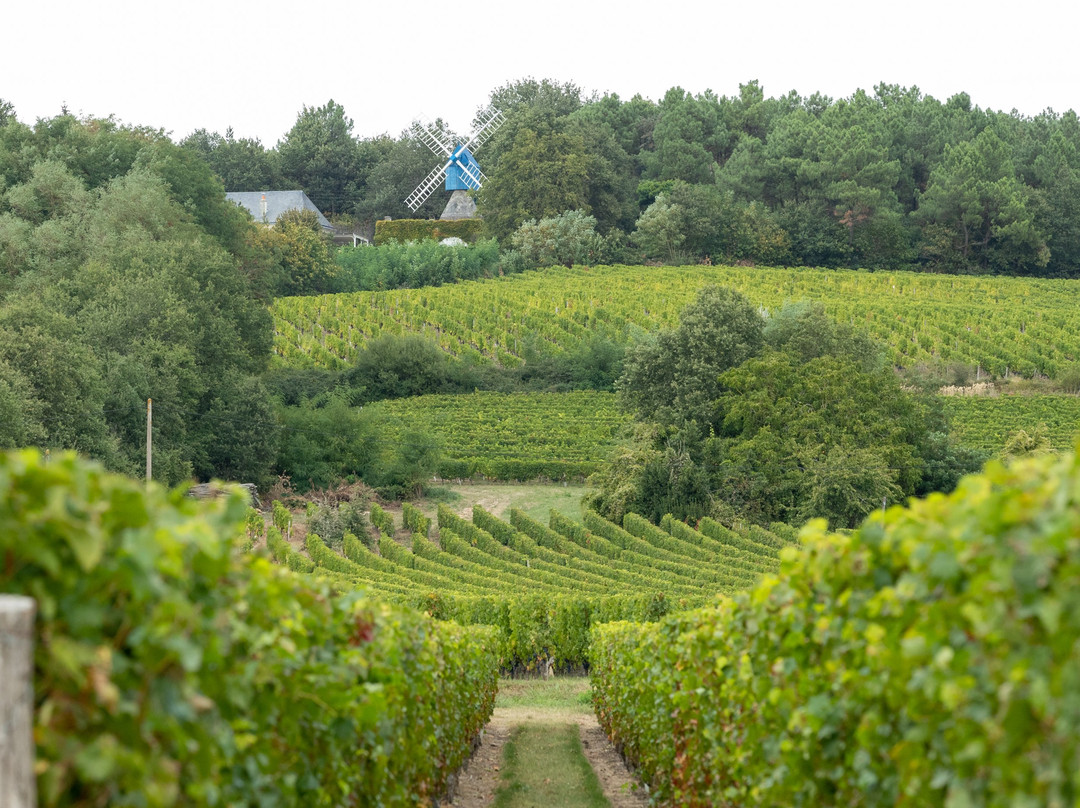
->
[[446, 706, 648, 808]]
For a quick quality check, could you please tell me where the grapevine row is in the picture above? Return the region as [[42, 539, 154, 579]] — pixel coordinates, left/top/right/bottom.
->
[[590, 451, 1080, 807], [272, 265, 1080, 378], [270, 503, 790, 672]]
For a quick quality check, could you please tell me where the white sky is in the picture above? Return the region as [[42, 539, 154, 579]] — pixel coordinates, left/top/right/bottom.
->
[[3, 0, 1077, 145]]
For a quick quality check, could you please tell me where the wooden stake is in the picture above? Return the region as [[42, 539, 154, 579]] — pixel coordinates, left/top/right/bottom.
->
[[0, 596, 36, 808]]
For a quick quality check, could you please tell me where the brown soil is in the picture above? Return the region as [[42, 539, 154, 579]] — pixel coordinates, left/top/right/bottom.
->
[[445, 708, 648, 808]]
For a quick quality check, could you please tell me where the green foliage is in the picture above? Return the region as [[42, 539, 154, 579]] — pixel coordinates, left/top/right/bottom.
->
[[344, 333, 463, 403], [0, 449, 498, 807], [277, 99, 363, 216], [271, 499, 292, 533], [268, 208, 338, 295], [1001, 423, 1054, 459], [477, 126, 590, 241], [271, 265, 1080, 379], [333, 238, 501, 291], [918, 127, 1049, 274], [402, 501, 430, 537], [372, 218, 485, 245], [273, 395, 380, 490], [273, 394, 440, 497], [0, 115, 277, 485], [508, 209, 603, 269], [306, 501, 367, 550], [369, 502, 395, 535], [617, 285, 765, 427], [942, 394, 1080, 454], [368, 391, 627, 481], [708, 349, 950, 526], [591, 449, 1080, 807], [631, 192, 686, 262], [180, 127, 283, 191]]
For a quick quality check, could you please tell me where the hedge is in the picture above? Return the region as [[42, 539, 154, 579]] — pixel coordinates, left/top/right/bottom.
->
[[373, 218, 485, 245]]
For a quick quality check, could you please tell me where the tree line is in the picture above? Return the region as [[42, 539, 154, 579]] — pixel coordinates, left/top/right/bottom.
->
[[175, 79, 1080, 277], [0, 85, 1064, 504]]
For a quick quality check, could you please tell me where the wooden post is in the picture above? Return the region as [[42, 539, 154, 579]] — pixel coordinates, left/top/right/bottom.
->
[[146, 398, 152, 484], [0, 596, 36, 808]]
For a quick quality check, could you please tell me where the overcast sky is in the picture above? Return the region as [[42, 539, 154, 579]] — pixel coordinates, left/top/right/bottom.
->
[[3, 0, 1077, 145]]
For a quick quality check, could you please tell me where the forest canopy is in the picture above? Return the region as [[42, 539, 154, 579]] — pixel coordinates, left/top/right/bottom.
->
[[166, 79, 1080, 278]]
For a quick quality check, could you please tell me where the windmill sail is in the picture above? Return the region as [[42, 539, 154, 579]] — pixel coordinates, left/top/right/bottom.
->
[[455, 159, 486, 190], [405, 161, 451, 211], [411, 119, 454, 158], [465, 108, 506, 151], [404, 106, 504, 213]]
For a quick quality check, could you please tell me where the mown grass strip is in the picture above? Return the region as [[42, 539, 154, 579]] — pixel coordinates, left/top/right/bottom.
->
[[493, 724, 610, 808]]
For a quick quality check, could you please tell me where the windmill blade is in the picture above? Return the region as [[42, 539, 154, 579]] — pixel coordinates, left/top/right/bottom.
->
[[411, 118, 454, 158], [405, 160, 451, 211], [455, 158, 486, 190], [464, 107, 506, 152]]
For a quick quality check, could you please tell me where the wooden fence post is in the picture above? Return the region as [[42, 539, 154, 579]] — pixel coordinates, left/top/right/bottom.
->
[[0, 596, 36, 808]]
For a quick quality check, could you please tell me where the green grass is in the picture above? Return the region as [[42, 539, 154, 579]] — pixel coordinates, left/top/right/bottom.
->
[[404, 482, 587, 528], [493, 724, 610, 808], [496, 677, 592, 711]]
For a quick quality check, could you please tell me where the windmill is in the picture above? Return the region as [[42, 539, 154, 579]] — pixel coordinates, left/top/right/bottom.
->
[[404, 107, 505, 219]]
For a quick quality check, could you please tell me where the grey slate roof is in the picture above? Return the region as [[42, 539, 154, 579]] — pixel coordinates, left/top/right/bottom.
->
[[225, 190, 332, 230]]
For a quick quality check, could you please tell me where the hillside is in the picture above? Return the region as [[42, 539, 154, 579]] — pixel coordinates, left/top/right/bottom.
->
[[367, 390, 1080, 482], [268, 500, 798, 672], [272, 264, 1080, 379]]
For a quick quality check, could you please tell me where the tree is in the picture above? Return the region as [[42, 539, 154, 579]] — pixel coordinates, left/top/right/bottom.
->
[[181, 127, 283, 191], [640, 87, 729, 184], [617, 285, 765, 427], [565, 112, 639, 233], [343, 334, 457, 404], [595, 291, 980, 528], [477, 125, 590, 240], [0, 357, 45, 448], [631, 193, 686, 263], [352, 135, 439, 223], [277, 100, 362, 215], [707, 350, 927, 527], [917, 127, 1049, 273], [0, 300, 118, 464], [508, 209, 602, 268], [271, 208, 338, 295]]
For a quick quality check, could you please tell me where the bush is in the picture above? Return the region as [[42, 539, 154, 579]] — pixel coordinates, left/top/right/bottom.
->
[[333, 238, 500, 291], [306, 500, 366, 550], [369, 502, 395, 535]]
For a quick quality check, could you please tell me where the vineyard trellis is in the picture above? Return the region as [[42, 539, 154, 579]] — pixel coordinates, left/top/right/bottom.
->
[[271, 265, 1080, 378]]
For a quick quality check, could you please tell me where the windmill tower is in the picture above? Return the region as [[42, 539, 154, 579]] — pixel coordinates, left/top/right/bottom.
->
[[404, 107, 505, 220]]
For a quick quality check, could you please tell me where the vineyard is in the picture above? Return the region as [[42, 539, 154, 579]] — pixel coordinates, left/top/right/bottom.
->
[[367, 391, 1079, 482], [590, 449, 1080, 807], [266, 500, 797, 672], [271, 264, 1080, 378], [369, 391, 629, 479], [941, 394, 1080, 453], [2, 451, 498, 806], [8, 447, 1079, 805]]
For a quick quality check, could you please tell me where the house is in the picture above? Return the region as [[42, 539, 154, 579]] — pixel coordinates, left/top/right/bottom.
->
[[225, 190, 332, 232]]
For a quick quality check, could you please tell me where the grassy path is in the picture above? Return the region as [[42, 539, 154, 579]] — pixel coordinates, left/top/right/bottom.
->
[[447, 678, 647, 808]]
